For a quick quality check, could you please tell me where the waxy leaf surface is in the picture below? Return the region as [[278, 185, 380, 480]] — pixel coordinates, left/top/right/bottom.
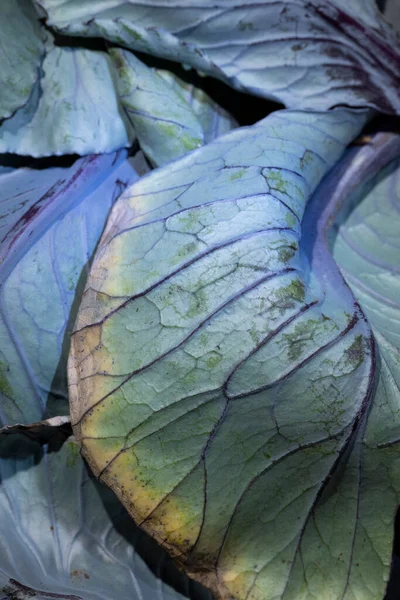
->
[[155, 70, 238, 145], [0, 151, 139, 425], [110, 49, 204, 167], [37, 0, 400, 113], [0, 37, 135, 157], [0, 436, 210, 600], [110, 49, 237, 167], [0, 153, 206, 600], [0, 0, 44, 120], [69, 108, 384, 600], [279, 132, 400, 600]]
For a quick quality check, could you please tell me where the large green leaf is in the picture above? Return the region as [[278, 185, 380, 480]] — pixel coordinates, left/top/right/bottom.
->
[[0, 36, 135, 157], [0, 0, 44, 120], [68, 108, 387, 600], [0, 152, 210, 600], [36, 0, 400, 112]]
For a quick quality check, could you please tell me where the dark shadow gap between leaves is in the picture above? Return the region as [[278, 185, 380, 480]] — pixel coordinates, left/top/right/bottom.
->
[[0, 155, 79, 170]]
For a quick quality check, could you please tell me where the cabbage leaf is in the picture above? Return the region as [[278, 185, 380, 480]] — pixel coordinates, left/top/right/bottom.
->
[[68, 108, 400, 600], [36, 0, 400, 112]]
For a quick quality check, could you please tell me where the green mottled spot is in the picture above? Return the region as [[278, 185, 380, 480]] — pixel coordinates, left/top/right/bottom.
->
[[66, 442, 80, 468], [249, 325, 259, 344], [187, 289, 208, 318], [278, 279, 305, 303], [268, 171, 287, 193], [285, 212, 297, 228], [230, 169, 247, 181], [183, 370, 198, 385], [274, 279, 305, 315], [159, 123, 178, 137], [300, 150, 314, 168], [181, 134, 202, 152], [281, 319, 321, 361], [175, 242, 198, 262], [176, 212, 200, 233], [205, 353, 222, 369], [278, 246, 296, 264], [238, 21, 254, 31], [0, 361, 13, 398], [345, 335, 365, 368]]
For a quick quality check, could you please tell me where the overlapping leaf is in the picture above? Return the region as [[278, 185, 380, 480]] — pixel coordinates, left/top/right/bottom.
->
[[331, 132, 400, 457], [0, 151, 140, 425], [0, 436, 210, 600], [276, 132, 400, 600], [0, 152, 208, 600], [37, 0, 400, 112], [110, 48, 237, 167], [68, 108, 386, 600], [155, 70, 237, 144], [110, 49, 204, 167], [0, 0, 44, 120], [0, 36, 135, 157]]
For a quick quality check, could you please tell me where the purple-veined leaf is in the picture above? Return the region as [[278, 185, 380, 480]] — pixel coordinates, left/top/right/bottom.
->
[[36, 0, 400, 113], [286, 131, 400, 600], [0, 0, 44, 120], [0, 151, 140, 425], [67, 108, 390, 600], [0, 151, 210, 600], [110, 48, 204, 167]]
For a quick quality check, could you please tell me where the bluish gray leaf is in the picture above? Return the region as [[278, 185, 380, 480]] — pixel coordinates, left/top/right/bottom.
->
[[0, 437, 209, 600], [0, 36, 135, 157], [0, 151, 140, 425], [0, 0, 44, 120], [110, 49, 204, 167], [286, 132, 400, 600], [36, 0, 400, 112]]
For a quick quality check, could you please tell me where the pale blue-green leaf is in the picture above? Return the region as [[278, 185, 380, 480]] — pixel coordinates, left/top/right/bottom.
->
[[36, 0, 400, 112], [0, 37, 135, 157], [110, 48, 204, 167], [0, 0, 44, 120], [0, 436, 210, 600], [286, 133, 400, 600], [328, 133, 400, 447], [0, 151, 140, 426], [155, 70, 237, 144], [69, 108, 379, 600]]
